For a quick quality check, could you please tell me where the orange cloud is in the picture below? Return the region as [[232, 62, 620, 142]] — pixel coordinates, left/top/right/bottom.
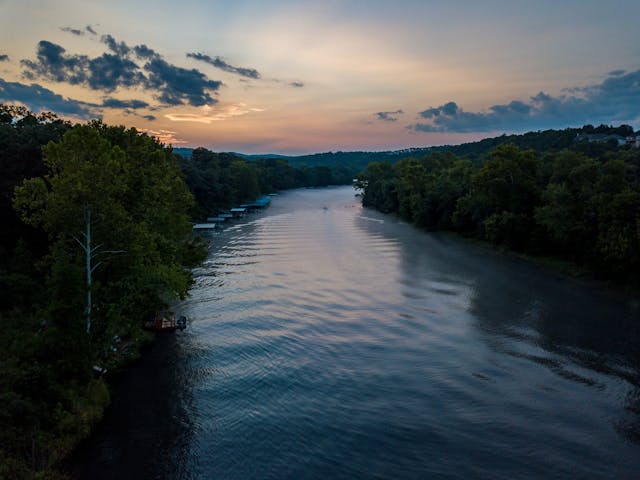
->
[[165, 103, 264, 124], [138, 128, 187, 145]]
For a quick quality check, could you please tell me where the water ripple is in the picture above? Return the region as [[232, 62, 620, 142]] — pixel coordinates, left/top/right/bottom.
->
[[77, 187, 640, 480]]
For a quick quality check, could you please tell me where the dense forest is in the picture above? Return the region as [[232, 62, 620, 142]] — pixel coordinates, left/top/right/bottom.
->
[[356, 134, 640, 284], [0, 105, 213, 478], [180, 123, 635, 174]]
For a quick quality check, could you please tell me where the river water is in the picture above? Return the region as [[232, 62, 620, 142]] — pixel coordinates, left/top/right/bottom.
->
[[76, 186, 640, 479]]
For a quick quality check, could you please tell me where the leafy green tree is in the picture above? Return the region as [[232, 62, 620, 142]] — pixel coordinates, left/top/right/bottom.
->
[[356, 161, 398, 213], [0, 105, 71, 311], [14, 124, 201, 345], [535, 151, 600, 259], [230, 158, 260, 203], [394, 157, 428, 222], [454, 144, 541, 249]]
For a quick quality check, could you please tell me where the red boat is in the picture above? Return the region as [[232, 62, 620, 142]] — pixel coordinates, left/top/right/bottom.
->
[[145, 311, 187, 332]]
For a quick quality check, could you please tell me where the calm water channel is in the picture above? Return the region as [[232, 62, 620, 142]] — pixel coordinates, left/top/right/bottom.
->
[[76, 186, 640, 479]]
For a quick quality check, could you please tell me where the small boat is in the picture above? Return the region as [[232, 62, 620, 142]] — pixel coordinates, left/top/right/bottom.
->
[[145, 311, 187, 332]]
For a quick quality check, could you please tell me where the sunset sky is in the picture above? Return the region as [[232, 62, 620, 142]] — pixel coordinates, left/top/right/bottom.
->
[[1, 0, 639, 154]]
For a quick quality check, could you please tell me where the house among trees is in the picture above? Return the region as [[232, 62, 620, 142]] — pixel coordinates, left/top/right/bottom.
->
[[575, 132, 627, 146], [627, 132, 640, 148], [575, 124, 639, 148]]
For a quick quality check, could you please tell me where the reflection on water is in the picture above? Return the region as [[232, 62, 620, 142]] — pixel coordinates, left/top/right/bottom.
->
[[76, 186, 640, 479]]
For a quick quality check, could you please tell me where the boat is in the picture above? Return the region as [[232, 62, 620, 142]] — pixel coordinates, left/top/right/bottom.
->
[[144, 311, 187, 332]]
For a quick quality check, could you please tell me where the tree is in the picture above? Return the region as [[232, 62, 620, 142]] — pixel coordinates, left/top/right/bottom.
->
[[454, 144, 541, 249], [357, 161, 398, 213], [535, 151, 600, 259], [14, 124, 201, 344]]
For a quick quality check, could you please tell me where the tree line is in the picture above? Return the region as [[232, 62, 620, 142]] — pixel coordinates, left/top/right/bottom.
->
[[0, 105, 211, 478], [356, 140, 640, 284], [178, 148, 354, 218]]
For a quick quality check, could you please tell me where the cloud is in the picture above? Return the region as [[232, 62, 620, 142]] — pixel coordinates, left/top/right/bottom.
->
[[0, 78, 97, 118], [165, 103, 264, 123], [142, 114, 156, 121], [376, 109, 404, 122], [138, 128, 186, 145], [269, 79, 305, 88], [60, 26, 84, 36], [101, 34, 131, 57], [86, 53, 145, 91], [102, 97, 149, 109], [21, 36, 223, 106], [186, 52, 261, 79], [0, 54, 9, 62], [409, 69, 640, 133], [21, 40, 89, 84], [144, 57, 222, 106], [60, 25, 98, 37], [133, 44, 157, 59]]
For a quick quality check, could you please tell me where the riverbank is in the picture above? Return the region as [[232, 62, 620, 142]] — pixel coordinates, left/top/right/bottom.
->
[[64, 328, 189, 479], [432, 228, 640, 298], [50, 327, 157, 479]]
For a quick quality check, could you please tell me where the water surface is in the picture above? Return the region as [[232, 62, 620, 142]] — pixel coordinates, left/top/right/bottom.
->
[[77, 186, 640, 479]]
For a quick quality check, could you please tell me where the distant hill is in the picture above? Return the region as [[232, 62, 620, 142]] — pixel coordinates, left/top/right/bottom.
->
[[174, 124, 635, 168], [234, 153, 291, 160], [172, 147, 194, 158]]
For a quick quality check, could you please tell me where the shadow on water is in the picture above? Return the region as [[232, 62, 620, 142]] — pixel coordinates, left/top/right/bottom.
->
[[70, 333, 197, 479], [356, 206, 640, 445], [465, 254, 640, 444]]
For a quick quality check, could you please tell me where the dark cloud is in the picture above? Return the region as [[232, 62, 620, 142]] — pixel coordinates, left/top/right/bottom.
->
[[410, 69, 640, 133], [420, 101, 459, 118], [86, 25, 97, 35], [142, 114, 156, 121], [376, 109, 404, 122], [21, 40, 89, 84], [133, 44, 158, 59], [60, 26, 84, 36], [289, 81, 304, 88], [87, 53, 145, 91], [0, 78, 97, 118], [144, 57, 222, 106], [101, 34, 131, 57], [0, 54, 9, 62], [102, 97, 149, 109], [187, 52, 261, 79], [21, 36, 223, 107]]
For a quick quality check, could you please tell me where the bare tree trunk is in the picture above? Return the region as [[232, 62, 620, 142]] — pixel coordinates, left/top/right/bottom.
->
[[85, 206, 92, 335], [73, 205, 124, 337]]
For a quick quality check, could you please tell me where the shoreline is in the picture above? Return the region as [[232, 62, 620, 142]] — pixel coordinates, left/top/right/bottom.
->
[[60, 328, 166, 478], [367, 204, 640, 299]]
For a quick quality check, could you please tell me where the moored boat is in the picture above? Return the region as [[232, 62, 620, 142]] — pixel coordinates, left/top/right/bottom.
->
[[144, 311, 187, 332]]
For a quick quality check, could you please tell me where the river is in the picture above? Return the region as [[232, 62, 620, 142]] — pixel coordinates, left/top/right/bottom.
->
[[75, 186, 640, 479]]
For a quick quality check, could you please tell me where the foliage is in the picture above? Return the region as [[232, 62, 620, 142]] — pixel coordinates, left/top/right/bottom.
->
[[1, 107, 206, 477], [357, 141, 640, 284], [178, 148, 356, 219], [0, 105, 72, 311]]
